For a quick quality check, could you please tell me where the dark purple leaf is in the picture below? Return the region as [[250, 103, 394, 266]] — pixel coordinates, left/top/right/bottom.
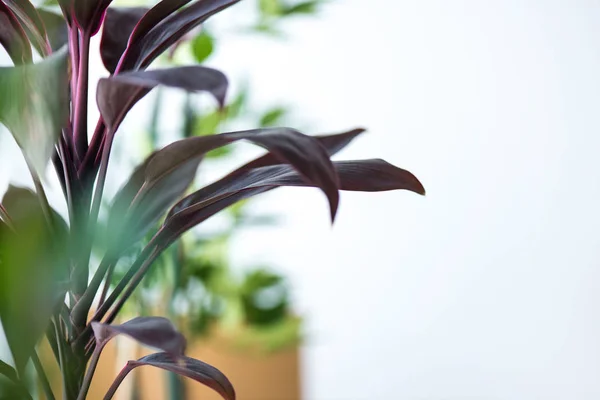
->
[[161, 159, 424, 245], [72, 0, 113, 35], [107, 127, 339, 254], [37, 9, 68, 51], [238, 127, 365, 171], [127, 0, 191, 49], [91, 317, 186, 356], [0, 187, 68, 376], [0, 3, 32, 65], [100, 7, 147, 73], [118, 0, 240, 71], [2, 0, 49, 55], [0, 47, 69, 174], [105, 353, 235, 400], [96, 65, 228, 133]]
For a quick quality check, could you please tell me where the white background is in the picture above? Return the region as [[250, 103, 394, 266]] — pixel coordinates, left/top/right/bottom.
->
[[2, 1, 600, 399]]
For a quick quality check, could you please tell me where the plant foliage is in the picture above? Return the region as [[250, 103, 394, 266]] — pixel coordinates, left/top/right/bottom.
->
[[0, 0, 424, 399]]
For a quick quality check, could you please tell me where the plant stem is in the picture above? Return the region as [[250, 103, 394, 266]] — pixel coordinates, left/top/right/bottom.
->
[[102, 363, 132, 400], [98, 262, 116, 306], [52, 319, 72, 400], [73, 31, 90, 160], [32, 351, 55, 400], [71, 256, 115, 328], [76, 344, 103, 400]]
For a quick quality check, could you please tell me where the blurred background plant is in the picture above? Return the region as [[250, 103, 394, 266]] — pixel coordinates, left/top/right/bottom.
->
[[97, 0, 328, 398]]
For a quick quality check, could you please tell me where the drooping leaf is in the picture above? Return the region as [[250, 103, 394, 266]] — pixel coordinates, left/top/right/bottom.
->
[[105, 353, 235, 400], [100, 7, 148, 73], [237, 127, 364, 171], [0, 47, 69, 174], [91, 317, 186, 356], [96, 65, 228, 133], [118, 0, 241, 71], [0, 187, 68, 376], [2, 0, 49, 55], [0, 3, 32, 65], [191, 30, 214, 63], [160, 159, 424, 245], [108, 127, 339, 254], [37, 9, 68, 51]]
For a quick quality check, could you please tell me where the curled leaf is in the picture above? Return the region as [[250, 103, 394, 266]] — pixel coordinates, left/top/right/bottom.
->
[[107, 127, 339, 254], [96, 66, 228, 133], [72, 0, 113, 35], [91, 317, 186, 356], [100, 7, 147, 73], [105, 352, 235, 400]]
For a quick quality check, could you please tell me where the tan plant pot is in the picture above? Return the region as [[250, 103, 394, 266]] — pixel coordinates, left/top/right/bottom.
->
[[43, 333, 301, 400]]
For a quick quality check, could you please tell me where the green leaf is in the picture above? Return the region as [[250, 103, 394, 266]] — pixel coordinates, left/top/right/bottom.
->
[[258, 0, 282, 16], [259, 107, 286, 127], [191, 31, 214, 64], [0, 186, 68, 376], [0, 47, 69, 174], [281, 1, 320, 16]]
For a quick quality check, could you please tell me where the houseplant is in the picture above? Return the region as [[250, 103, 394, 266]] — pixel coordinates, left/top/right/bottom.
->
[[0, 0, 425, 399]]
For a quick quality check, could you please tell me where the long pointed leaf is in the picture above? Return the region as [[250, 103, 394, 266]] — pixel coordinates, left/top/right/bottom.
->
[[2, 0, 49, 55], [107, 127, 339, 255], [0, 3, 32, 65], [161, 159, 424, 244], [119, 0, 240, 71], [0, 47, 69, 174], [104, 353, 235, 400]]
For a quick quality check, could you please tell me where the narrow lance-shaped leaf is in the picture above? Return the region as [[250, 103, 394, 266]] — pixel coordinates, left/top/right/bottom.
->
[[104, 353, 235, 400], [118, 0, 241, 71], [0, 2, 32, 65], [160, 159, 425, 246], [0, 187, 68, 376], [0, 47, 69, 174], [91, 317, 186, 356], [84, 129, 363, 327], [107, 127, 340, 255], [100, 0, 193, 73], [2, 0, 50, 55]]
